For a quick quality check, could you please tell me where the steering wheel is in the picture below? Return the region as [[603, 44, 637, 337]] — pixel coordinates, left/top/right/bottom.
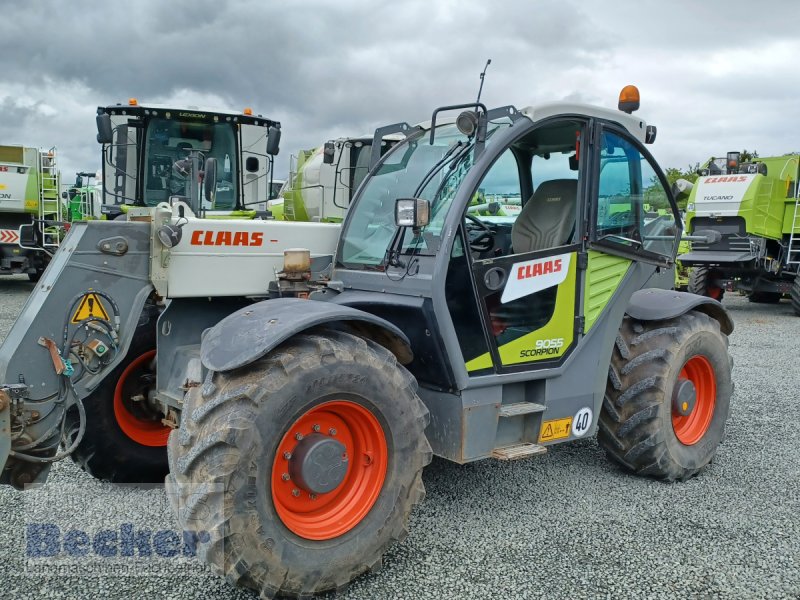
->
[[465, 213, 494, 253]]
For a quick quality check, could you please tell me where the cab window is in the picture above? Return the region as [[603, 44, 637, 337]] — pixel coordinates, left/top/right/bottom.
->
[[596, 130, 677, 258]]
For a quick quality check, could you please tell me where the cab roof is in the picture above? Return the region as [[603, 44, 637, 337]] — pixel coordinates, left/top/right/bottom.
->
[[521, 101, 648, 144], [97, 102, 279, 129]]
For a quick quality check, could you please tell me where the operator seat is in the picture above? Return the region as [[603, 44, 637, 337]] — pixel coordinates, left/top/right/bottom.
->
[[489, 179, 578, 342], [511, 178, 578, 253]]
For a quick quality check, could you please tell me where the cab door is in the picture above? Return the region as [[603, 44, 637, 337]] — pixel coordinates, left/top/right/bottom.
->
[[445, 118, 588, 375]]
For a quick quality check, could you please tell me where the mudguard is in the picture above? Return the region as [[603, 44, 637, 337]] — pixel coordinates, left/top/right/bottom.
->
[[626, 289, 734, 335], [201, 298, 413, 372]]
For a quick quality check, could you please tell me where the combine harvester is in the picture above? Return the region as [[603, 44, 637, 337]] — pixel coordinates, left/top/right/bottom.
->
[[0, 87, 734, 598], [273, 130, 406, 221], [679, 152, 800, 314], [0, 144, 62, 281], [95, 99, 290, 219]]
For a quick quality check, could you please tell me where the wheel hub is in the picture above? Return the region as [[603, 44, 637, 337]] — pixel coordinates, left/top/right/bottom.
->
[[288, 433, 348, 494], [672, 378, 696, 417]]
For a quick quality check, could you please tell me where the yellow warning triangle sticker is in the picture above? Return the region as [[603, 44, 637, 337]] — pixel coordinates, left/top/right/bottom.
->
[[71, 293, 110, 324], [542, 423, 553, 438]]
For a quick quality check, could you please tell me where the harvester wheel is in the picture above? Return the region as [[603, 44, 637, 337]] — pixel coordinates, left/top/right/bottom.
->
[[791, 275, 800, 316], [748, 291, 781, 304], [64, 304, 168, 483], [167, 330, 431, 598], [598, 310, 732, 481], [688, 266, 724, 301]]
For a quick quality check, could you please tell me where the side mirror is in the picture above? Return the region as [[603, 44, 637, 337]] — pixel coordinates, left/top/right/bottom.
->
[[204, 157, 218, 203], [322, 141, 335, 165], [245, 156, 259, 172], [266, 127, 281, 156], [96, 114, 113, 144], [394, 198, 430, 228]]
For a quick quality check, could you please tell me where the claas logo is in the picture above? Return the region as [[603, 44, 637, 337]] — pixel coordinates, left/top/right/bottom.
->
[[517, 258, 562, 280], [190, 230, 265, 246], [704, 176, 748, 183]]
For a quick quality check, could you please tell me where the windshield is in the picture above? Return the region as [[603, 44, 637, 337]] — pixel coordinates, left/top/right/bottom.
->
[[143, 118, 238, 208], [340, 120, 510, 268]]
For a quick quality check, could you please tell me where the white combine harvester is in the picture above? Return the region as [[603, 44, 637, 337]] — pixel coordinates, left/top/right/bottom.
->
[[0, 144, 62, 280]]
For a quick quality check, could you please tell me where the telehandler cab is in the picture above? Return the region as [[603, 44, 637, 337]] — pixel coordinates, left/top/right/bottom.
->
[[0, 86, 733, 598]]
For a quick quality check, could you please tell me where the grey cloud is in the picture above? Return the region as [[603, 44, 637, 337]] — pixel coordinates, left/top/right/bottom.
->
[[2, 1, 800, 177]]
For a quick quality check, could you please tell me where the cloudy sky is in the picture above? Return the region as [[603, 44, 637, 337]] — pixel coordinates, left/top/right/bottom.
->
[[2, 0, 799, 179]]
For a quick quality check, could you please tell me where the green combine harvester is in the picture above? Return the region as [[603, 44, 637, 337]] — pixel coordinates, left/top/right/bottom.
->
[[679, 152, 800, 314]]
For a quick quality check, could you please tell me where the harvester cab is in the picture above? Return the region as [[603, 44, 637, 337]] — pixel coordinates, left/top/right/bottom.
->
[[95, 99, 282, 219], [0, 86, 735, 598], [277, 129, 406, 222], [679, 151, 800, 312]]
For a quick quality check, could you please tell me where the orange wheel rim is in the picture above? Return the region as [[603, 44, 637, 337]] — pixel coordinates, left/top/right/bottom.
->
[[672, 355, 716, 445], [271, 400, 388, 540], [708, 286, 723, 300], [113, 350, 170, 447]]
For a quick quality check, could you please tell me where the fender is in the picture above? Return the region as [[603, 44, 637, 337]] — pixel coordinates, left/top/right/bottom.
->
[[625, 288, 733, 335], [201, 298, 413, 372]]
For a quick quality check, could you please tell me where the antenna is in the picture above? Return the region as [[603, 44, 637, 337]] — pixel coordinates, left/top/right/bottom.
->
[[476, 59, 492, 105]]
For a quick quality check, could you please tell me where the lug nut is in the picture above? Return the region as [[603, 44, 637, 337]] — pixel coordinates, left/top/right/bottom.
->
[[281, 473, 290, 481], [309, 493, 317, 500], [329, 428, 337, 436], [283, 451, 292, 460], [295, 432, 303, 441], [312, 424, 320, 432], [291, 489, 300, 497]]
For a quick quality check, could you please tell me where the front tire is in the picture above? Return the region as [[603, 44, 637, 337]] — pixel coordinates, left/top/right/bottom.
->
[[167, 330, 431, 598], [688, 266, 724, 301], [64, 305, 169, 483], [598, 311, 733, 481]]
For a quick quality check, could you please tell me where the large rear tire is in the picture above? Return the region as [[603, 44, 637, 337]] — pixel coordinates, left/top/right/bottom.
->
[[167, 330, 431, 598], [791, 275, 800, 316], [64, 304, 169, 483], [598, 311, 733, 481], [688, 266, 724, 301]]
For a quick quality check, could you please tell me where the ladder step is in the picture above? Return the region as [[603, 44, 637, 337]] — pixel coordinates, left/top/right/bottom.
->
[[491, 443, 547, 460], [498, 402, 546, 417]]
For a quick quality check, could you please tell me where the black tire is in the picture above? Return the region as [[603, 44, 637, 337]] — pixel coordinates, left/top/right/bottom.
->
[[748, 291, 781, 304], [688, 266, 724, 301], [64, 304, 168, 483], [598, 310, 733, 481], [167, 330, 431, 598], [27, 270, 44, 283], [791, 275, 800, 316]]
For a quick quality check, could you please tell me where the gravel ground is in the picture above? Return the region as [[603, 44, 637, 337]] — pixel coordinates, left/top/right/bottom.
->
[[0, 277, 798, 599]]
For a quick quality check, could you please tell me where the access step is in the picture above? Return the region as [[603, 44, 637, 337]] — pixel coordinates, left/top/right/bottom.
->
[[491, 443, 547, 461], [498, 402, 546, 417]]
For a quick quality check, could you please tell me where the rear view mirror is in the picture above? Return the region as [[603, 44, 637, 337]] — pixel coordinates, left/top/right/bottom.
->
[[395, 198, 430, 228], [266, 127, 281, 156], [204, 157, 218, 203], [96, 114, 113, 144], [323, 141, 335, 165]]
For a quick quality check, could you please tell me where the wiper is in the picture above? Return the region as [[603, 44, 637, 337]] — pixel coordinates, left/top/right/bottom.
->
[[597, 233, 643, 247], [412, 140, 468, 198]]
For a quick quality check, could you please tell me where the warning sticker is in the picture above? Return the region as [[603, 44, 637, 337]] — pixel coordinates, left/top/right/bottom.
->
[[71, 293, 110, 324], [538, 417, 572, 443]]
